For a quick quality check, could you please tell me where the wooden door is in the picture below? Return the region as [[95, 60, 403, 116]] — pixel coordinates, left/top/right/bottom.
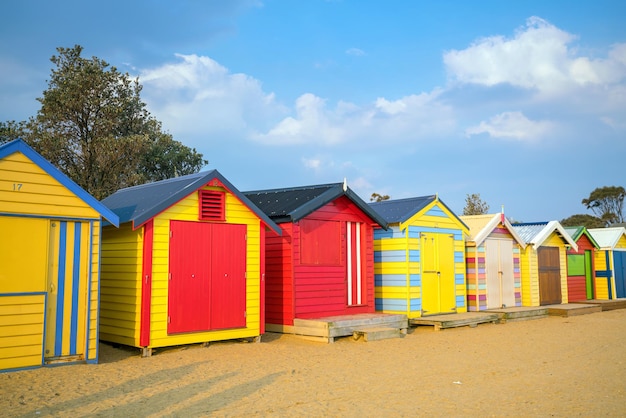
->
[[584, 250, 594, 300], [421, 233, 456, 315], [485, 239, 515, 309], [538, 247, 562, 305], [45, 220, 90, 362], [168, 221, 247, 334], [346, 221, 364, 306]]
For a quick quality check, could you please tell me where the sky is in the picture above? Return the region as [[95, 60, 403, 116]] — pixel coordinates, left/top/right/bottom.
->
[[1, 0, 625, 222]]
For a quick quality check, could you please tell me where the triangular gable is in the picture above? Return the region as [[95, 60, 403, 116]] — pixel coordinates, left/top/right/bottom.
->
[[588, 227, 626, 250], [101, 169, 281, 235], [0, 139, 119, 227], [515, 221, 578, 252], [461, 213, 526, 248], [563, 226, 600, 249], [400, 197, 469, 234], [245, 183, 388, 229]]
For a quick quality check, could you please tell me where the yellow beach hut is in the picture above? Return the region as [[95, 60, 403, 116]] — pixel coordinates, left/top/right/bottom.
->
[[460, 213, 526, 311], [0, 139, 119, 372], [100, 170, 281, 356], [511, 221, 578, 306], [369, 195, 469, 318], [588, 227, 626, 300]]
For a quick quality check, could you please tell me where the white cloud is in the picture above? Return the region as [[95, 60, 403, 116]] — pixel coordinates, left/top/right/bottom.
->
[[253, 89, 456, 146], [465, 111, 553, 141], [346, 48, 365, 56], [139, 54, 287, 145], [444, 16, 626, 95]]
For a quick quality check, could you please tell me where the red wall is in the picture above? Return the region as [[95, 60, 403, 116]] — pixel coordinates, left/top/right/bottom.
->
[[264, 196, 377, 325]]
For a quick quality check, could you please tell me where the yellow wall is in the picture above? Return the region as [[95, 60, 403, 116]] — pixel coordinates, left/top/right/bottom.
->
[[101, 185, 264, 349], [0, 294, 46, 370], [594, 250, 610, 300]]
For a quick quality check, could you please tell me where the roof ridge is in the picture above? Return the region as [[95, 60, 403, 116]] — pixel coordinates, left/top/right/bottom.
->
[[244, 182, 342, 194]]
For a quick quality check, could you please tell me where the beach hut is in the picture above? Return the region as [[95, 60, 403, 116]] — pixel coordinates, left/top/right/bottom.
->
[[460, 213, 526, 311], [0, 139, 119, 371], [588, 227, 626, 300], [243, 182, 389, 333], [100, 170, 281, 356], [563, 227, 600, 302], [511, 221, 578, 306], [369, 195, 469, 317]]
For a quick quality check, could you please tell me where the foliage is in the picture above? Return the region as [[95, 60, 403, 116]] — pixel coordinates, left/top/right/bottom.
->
[[370, 192, 390, 202], [0, 121, 25, 145], [581, 186, 625, 225], [12, 45, 206, 200], [560, 214, 605, 229], [462, 193, 490, 215]]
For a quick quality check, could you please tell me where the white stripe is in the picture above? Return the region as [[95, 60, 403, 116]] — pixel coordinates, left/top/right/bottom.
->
[[356, 223, 361, 305], [347, 221, 352, 306]]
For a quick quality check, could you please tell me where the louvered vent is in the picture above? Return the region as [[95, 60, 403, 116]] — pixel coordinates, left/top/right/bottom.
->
[[199, 190, 225, 221]]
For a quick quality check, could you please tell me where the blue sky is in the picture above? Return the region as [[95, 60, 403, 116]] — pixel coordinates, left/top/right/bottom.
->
[[2, 0, 625, 222]]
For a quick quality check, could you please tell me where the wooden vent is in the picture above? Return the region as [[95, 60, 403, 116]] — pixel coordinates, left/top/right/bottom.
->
[[199, 190, 225, 221]]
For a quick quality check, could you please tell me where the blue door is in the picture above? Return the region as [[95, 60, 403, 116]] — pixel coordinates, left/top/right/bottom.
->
[[614, 251, 626, 298]]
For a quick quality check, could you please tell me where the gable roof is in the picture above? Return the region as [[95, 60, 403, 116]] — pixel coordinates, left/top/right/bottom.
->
[[587, 227, 626, 250], [102, 169, 281, 234], [243, 182, 388, 228], [511, 221, 578, 251], [0, 139, 119, 227], [563, 226, 600, 249], [368, 195, 468, 231], [460, 213, 526, 248]]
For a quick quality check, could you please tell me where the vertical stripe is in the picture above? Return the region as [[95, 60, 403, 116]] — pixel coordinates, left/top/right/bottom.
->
[[85, 221, 93, 360], [347, 221, 352, 305], [54, 221, 67, 357], [140, 221, 154, 347], [70, 222, 82, 354], [356, 223, 362, 305]]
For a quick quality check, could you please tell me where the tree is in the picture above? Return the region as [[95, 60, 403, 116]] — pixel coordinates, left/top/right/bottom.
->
[[463, 193, 490, 215], [581, 186, 625, 225], [0, 121, 25, 145], [560, 214, 605, 229], [16, 45, 206, 200], [370, 192, 390, 202]]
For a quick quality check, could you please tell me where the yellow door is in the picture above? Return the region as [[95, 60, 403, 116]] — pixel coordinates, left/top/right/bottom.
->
[[421, 233, 456, 315], [44, 220, 90, 362]]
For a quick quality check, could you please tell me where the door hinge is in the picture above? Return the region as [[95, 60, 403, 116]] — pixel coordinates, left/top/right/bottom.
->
[[245, 271, 247, 279], [244, 310, 247, 318], [169, 273, 172, 280], [170, 230, 173, 238], [167, 316, 171, 324]]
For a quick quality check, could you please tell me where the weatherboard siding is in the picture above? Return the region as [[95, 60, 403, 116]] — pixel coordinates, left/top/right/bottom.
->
[[593, 250, 610, 299], [373, 201, 467, 318]]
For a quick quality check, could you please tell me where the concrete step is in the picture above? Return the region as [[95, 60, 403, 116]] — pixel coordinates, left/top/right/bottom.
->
[[353, 326, 404, 342]]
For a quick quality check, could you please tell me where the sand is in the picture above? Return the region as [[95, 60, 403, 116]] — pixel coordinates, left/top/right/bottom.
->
[[2, 309, 626, 417]]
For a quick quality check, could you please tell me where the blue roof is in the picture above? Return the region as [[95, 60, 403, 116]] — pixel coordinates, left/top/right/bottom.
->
[[0, 139, 119, 227], [243, 182, 388, 228], [101, 169, 281, 234]]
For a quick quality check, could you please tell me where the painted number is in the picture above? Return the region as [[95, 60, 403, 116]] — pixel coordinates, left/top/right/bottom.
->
[[13, 183, 23, 191]]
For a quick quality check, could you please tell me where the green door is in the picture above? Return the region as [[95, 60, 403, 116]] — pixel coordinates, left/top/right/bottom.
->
[[421, 233, 456, 315], [584, 250, 594, 300]]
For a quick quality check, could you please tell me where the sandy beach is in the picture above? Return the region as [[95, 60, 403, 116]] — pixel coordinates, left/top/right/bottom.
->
[[2, 308, 625, 417]]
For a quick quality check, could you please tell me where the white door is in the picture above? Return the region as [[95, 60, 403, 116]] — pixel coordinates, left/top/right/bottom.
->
[[485, 239, 515, 309]]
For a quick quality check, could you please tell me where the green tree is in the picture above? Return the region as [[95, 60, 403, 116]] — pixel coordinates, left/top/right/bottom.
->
[[370, 192, 390, 202], [463, 193, 490, 215], [16, 45, 206, 199], [0, 121, 25, 145], [581, 186, 625, 225], [560, 214, 605, 229]]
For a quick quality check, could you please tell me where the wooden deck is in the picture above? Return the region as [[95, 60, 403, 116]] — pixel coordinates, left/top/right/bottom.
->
[[485, 306, 548, 323], [546, 303, 602, 317], [409, 312, 500, 331], [572, 298, 626, 311], [266, 313, 408, 343]]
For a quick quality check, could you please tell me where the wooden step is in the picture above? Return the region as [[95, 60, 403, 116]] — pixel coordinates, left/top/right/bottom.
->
[[546, 303, 602, 317], [485, 307, 548, 323], [353, 326, 404, 342], [410, 312, 499, 331]]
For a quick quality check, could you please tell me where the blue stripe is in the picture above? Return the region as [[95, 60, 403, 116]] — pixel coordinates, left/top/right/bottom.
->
[[55, 222, 67, 357], [375, 298, 407, 311], [70, 223, 81, 355], [374, 250, 406, 262], [86, 221, 94, 361]]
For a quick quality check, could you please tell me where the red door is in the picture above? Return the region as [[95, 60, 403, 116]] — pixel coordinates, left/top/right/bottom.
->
[[168, 221, 247, 334]]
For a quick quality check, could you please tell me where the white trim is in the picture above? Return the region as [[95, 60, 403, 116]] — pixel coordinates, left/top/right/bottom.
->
[[347, 221, 352, 305]]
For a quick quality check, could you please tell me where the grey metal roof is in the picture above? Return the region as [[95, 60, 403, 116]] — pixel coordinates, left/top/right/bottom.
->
[[512, 221, 578, 250], [101, 170, 281, 234], [243, 182, 388, 228], [513, 222, 549, 244], [587, 227, 626, 249], [368, 195, 468, 231], [368, 195, 435, 224]]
